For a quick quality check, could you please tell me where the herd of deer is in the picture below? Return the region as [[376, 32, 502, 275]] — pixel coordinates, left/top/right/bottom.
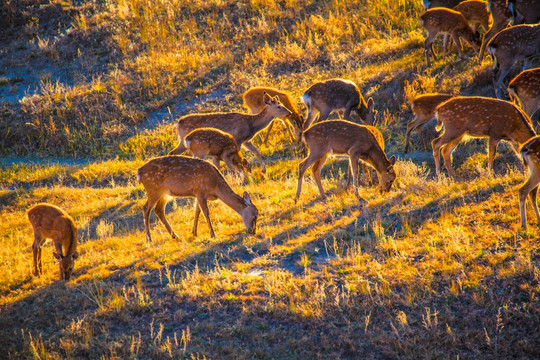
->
[[27, 0, 540, 281]]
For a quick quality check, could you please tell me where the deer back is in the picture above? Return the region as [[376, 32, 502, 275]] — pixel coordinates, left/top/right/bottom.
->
[[420, 8, 475, 33], [185, 128, 240, 158], [488, 24, 540, 61], [508, 0, 540, 24], [412, 93, 455, 119], [508, 68, 540, 103], [453, 0, 490, 26], [304, 79, 361, 111]]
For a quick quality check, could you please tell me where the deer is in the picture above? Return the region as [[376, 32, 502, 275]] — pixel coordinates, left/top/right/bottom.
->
[[302, 79, 376, 130], [295, 120, 396, 202], [453, 0, 490, 32], [508, 0, 540, 24], [27, 203, 79, 281], [508, 68, 540, 118], [185, 128, 250, 181], [488, 24, 540, 98], [518, 135, 540, 230], [242, 87, 304, 145], [423, 0, 465, 9], [137, 156, 258, 240], [432, 96, 536, 179], [420, 8, 482, 67], [478, 0, 512, 63], [405, 93, 455, 153], [169, 93, 291, 174]]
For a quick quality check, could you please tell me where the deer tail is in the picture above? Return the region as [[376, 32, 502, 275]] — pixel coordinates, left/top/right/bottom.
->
[[434, 109, 444, 132]]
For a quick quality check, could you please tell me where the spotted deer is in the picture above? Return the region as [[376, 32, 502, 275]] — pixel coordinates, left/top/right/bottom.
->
[[508, 68, 540, 118], [420, 8, 481, 67], [137, 156, 258, 240], [488, 24, 540, 98], [302, 79, 376, 129], [242, 87, 304, 145], [169, 93, 291, 173], [405, 93, 455, 153], [184, 128, 249, 180], [478, 0, 512, 63], [432, 96, 536, 179], [508, 0, 540, 24], [518, 135, 540, 229], [27, 203, 79, 281], [453, 0, 490, 32], [423, 0, 464, 9], [295, 120, 396, 202]]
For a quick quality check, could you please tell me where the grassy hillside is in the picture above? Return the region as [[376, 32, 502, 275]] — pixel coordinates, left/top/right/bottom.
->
[[0, 0, 539, 359]]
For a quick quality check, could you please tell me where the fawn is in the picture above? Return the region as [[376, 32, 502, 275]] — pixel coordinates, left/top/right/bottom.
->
[[508, 0, 540, 24], [185, 128, 249, 180], [488, 24, 540, 98], [405, 93, 455, 153], [295, 120, 396, 202], [242, 87, 304, 145], [138, 156, 258, 240], [302, 79, 375, 129], [432, 96, 535, 179], [27, 203, 79, 281], [420, 7, 481, 67], [518, 135, 540, 230], [508, 68, 540, 119], [169, 92, 291, 173], [453, 0, 490, 32], [478, 0, 512, 63]]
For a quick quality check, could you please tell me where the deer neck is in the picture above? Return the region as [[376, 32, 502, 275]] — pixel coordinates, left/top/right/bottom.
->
[[367, 146, 392, 175], [215, 177, 246, 215], [249, 107, 274, 134]]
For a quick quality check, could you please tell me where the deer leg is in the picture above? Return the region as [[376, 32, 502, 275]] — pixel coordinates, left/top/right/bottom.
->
[[317, 108, 332, 122], [405, 116, 426, 153], [262, 119, 277, 145], [196, 195, 215, 238], [361, 162, 375, 186], [493, 62, 514, 99], [154, 197, 178, 240], [304, 109, 319, 130], [487, 137, 500, 174], [441, 135, 464, 180], [143, 195, 162, 242], [296, 152, 324, 202], [169, 141, 187, 156], [192, 199, 201, 237], [442, 33, 449, 59], [478, 24, 501, 63], [450, 32, 463, 58], [530, 186, 540, 225], [211, 156, 220, 169], [283, 119, 296, 143], [243, 141, 266, 173], [343, 106, 353, 121], [349, 154, 361, 199], [424, 32, 438, 67], [519, 171, 540, 229], [32, 231, 43, 276], [312, 154, 329, 200]]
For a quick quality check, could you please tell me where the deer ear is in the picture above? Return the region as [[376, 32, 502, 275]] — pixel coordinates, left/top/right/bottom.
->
[[263, 92, 272, 104], [71, 252, 79, 260], [367, 97, 374, 112], [273, 95, 280, 103], [53, 252, 62, 261], [389, 155, 396, 165], [243, 191, 252, 205]]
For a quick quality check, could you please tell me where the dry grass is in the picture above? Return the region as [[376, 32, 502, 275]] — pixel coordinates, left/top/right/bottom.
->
[[1, 0, 539, 359]]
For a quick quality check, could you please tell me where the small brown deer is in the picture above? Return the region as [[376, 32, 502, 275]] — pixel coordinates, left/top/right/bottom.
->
[[453, 0, 490, 32], [478, 0, 512, 63], [508, 0, 540, 24], [488, 24, 540, 98], [518, 135, 540, 229], [423, 0, 465, 9], [169, 93, 291, 173], [184, 128, 249, 180], [508, 68, 540, 118], [138, 156, 258, 240], [420, 8, 481, 67], [295, 120, 396, 202], [27, 203, 79, 281], [242, 87, 304, 145], [405, 93, 455, 153], [432, 96, 536, 179], [302, 79, 376, 129]]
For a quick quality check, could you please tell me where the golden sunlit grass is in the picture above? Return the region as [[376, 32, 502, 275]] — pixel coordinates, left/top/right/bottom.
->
[[1, 0, 539, 359]]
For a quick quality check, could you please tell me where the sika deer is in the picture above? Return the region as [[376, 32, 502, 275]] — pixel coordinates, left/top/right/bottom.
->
[[420, 8, 481, 67], [478, 0, 512, 63], [453, 0, 490, 32], [185, 128, 249, 180], [405, 93, 454, 153], [138, 156, 258, 240], [508, 68, 540, 118], [27, 203, 79, 281], [488, 24, 540, 98], [242, 87, 304, 145], [518, 135, 540, 229], [423, 0, 464, 9], [302, 79, 375, 129], [432, 96, 535, 179], [169, 93, 291, 173], [508, 0, 540, 24], [295, 120, 396, 202]]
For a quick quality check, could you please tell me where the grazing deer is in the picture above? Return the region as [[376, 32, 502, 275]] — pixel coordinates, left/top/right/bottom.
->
[[453, 0, 490, 32], [423, 0, 464, 9], [432, 96, 535, 179], [27, 203, 79, 281], [295, 120, 396, 202], [169, 93, 291, 173], [478, 0, 512, 63], [508, 68, 540, 118], [302, 79, 376, 129], [184, 128, 249, 180], [508, 0, 540, 24], [405, 93, 455, 153], [242, 87, 304, 145], [518, 135, 540, 230], [138, 156, 258, 240], [488, 24, 540, 98], [420, 8, 481, 67]]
